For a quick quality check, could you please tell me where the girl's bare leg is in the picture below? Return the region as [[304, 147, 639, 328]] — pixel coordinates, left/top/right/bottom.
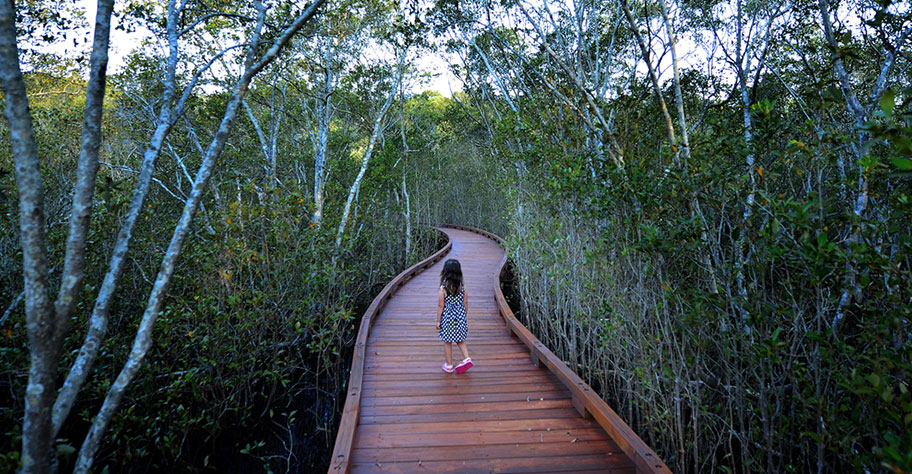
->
[[443, 342, 453, 366], [456, 341, 470, 360]]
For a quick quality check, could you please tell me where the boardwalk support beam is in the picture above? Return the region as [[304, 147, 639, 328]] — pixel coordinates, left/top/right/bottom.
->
[[572, 393, 591, 419]]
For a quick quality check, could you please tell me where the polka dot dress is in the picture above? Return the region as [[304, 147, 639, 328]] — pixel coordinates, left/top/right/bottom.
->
[[439, 284, 468, 342]]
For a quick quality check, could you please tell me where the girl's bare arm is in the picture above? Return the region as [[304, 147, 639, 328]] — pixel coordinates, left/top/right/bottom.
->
[[436, 287, 445, 328], [463, 285, 468, 312]]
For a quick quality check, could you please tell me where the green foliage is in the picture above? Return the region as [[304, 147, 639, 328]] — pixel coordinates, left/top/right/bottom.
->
[[1, 61, 444, 471], [483, 54, 912, 473]]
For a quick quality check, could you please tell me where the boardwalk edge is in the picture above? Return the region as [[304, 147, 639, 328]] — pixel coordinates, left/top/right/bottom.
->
[[329, 228, 453, 474], [442, 223, 673, 474]]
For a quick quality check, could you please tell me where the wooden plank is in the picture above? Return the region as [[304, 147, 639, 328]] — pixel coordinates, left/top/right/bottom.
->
[[362, 381, 565, 397], [351, 454, 634, 474], [363, 358, 539, 370], [362, 374, 559, 388], [359, 398, 572, 416], [356, 417, 599, 436], [358, 363, 543, 375], [356, 427, 610, 449], [361, 368, 553, 381], [351, 440, 627, 464], [360, 390, 571, 407], [359, 407, 580, 425], [364, 349, 530, 359]]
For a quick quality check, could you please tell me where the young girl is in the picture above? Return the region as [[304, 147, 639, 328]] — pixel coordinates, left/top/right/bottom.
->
[[436, 259, 473, 373]]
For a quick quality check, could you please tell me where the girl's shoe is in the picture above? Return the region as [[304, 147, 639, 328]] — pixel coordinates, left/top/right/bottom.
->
[[441, 363, 455, 373], [455, 357, 473, 373]]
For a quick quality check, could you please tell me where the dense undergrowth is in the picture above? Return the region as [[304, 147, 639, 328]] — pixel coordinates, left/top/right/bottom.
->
[[4, 0, 912, 472], [474, 88, 912, 474], [1, 179, 442, 472], [1, 66, 448, 472], [425, 32, 912, 474], [423, 0, 912, 469]]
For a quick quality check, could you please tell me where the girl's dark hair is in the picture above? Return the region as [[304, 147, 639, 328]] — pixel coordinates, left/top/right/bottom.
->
[[440, 259, 463, 295]]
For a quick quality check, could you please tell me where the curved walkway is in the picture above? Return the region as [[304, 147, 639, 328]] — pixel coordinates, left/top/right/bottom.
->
[[339, 228, 643, 473]]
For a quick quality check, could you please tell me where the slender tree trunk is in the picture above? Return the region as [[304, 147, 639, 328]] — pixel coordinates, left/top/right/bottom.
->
[[620, 0, 679, 167], [52, 0, 181, 436], [623, 0, 719, 293], [52, 119, 175, 435], [336, 62, 403, 248], [72, 1, 326, 470], [0, 1, 114, 471], [817, 0, 869, 330], [53, 3, 246, 434], [269, 78, 286, 181], [0, 5, 55, 472], [1, 291, 24, 329], [53, 0, 116, 347], [402, 173, 411, 260], [312, 43, 335, 224], [517, 4, 623, 167], [244, 99, 272, 167], [658, 0, 690, 160], [469, 38, 518, 113], [731, 0, 759, 329], [735, 0, 758, 216], [399, 97, 411, 260]]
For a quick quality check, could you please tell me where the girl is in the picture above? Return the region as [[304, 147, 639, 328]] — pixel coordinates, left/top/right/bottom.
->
[[436, 259, 473, 373]]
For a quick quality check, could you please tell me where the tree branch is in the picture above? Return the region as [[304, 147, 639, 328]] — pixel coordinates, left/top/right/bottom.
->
[[53, 0, 116, 348], [72, 1, 326, 469]]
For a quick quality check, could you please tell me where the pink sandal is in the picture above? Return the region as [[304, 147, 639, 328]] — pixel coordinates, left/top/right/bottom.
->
[[455, 357, 473, 373], [441, 363, 455, 373]]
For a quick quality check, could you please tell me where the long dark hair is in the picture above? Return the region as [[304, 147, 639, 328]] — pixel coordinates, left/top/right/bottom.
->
[[440, 259, 463, 295]]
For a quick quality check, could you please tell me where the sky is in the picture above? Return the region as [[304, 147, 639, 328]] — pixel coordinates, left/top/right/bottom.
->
[[70, 0, 462, 96], [52, 0, 899, 102]]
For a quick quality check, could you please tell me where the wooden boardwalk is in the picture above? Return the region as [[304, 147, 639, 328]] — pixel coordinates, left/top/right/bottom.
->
[[331, 226, 670, 473]]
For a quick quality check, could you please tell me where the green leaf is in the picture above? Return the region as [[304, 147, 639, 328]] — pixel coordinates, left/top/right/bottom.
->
[[868, 373, 881, 387], [860, 154, 880, 172], [881, 88, 895, 116], [892, 157, 912, 171], [57, 444, 76, 456], [882, 386, 895, 403]]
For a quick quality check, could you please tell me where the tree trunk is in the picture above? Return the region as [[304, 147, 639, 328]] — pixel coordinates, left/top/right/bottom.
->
[[817, 0, 869, 330], [658, 0, 690, 161], [336, 62, 403, 249], [52, 0, 182, 437], [0, 4, 55, 470], [53, 0, 116, 347], [620, 0, 679, 167], [72, 1, 326, 470], [0, 1, 114, 471], [402, 173, 411, 260], [312, 42, 335, 224]]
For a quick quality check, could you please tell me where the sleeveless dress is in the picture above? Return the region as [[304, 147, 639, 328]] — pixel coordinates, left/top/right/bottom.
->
[[439, 284, 468, 342]]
